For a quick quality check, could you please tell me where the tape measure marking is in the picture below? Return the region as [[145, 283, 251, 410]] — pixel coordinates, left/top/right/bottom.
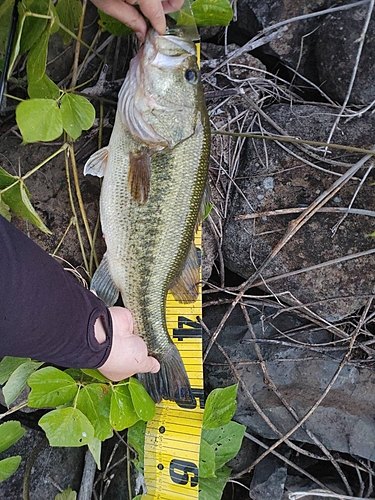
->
[[142, 228, 203, 499]]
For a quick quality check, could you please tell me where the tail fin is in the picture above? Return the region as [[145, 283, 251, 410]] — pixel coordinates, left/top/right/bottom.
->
[[138, 344, 194, 404]]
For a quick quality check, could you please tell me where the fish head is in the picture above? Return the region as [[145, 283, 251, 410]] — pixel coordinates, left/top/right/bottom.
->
[[118, 29, 206, 150]]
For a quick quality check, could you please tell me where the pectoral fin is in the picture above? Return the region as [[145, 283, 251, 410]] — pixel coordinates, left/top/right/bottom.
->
[[169, 241, 200, 303], [90, 253, 119, 306], [84, 147, 109, 178], [128, 148, 151, 204]]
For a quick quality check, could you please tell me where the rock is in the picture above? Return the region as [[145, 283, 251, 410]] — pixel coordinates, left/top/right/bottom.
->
[[315, 6, 375, 105], [204, 301, 375, 462], [282, 476, 347, 500], [0, 426, 84, 499], [202, 217, 218, 282], [249, 450, 288, 500], [222, 103, 375, 322], [227, 0, 328, 88], [226, 436, 258, 475]]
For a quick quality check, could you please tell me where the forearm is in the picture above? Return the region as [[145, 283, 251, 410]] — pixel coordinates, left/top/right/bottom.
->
[[0, 216, 112, 368]]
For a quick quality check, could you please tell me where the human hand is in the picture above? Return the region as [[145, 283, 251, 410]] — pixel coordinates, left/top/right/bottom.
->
[[90, 0, 184, 41], [95, 306, 160, 381]]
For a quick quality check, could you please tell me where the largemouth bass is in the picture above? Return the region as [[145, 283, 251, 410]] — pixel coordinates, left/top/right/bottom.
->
[[84, 29, 210, 403]]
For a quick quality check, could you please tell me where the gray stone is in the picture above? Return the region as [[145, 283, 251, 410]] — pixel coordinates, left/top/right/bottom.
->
[[315, 6, 375, 105], [282, 476, 347, 500], [204, 301, 375, 463], [228, 0, 327, 87], [202, 218, 218, 282], [249, 451, 288, 500], [222, 103, 375, 321], [0, 426, 84, 499]]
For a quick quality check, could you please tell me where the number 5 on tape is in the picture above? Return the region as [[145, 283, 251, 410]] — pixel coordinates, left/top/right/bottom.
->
[[142, 227, 204, 499]]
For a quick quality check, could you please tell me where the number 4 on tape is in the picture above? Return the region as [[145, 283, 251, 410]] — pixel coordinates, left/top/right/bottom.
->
[[142, 227, 204, 500]]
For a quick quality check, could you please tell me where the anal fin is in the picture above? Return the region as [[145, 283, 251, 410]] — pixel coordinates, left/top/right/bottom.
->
[[169, 241, 200, 304], [90, 253, 119, 306], [128, 148, 151, 204]]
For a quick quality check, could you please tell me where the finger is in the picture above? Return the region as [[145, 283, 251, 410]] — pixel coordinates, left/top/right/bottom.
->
[[162, 0, 185, 14], [92, 0, 147, 40], [137, 0, 166, 35]]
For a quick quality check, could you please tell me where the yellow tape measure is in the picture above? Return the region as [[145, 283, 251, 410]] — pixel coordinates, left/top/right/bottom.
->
[[142, 226, 204, 499]]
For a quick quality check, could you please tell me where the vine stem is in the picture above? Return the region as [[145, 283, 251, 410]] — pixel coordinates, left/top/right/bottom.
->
[[0, 144, 68, 195], [64, 147, 89, 272], [71, 0, 88, 89], [78, 449, 97, 500], [22, 437, 48, 500], [68, 142, 98, 269], [127, 445, 132, 500], [212, 130, 375, 157]]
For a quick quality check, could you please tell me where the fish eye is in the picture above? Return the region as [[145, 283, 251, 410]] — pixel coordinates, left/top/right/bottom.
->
[[185, 69, 198, 84]]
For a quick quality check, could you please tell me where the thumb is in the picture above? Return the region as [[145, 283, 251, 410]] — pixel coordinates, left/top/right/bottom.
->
[[143, 356, 160, 374]]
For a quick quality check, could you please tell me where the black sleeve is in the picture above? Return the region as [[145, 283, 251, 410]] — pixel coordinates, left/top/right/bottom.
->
[[0, 215, 113, 369]]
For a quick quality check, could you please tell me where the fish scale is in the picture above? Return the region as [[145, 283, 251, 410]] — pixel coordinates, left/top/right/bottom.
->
[[101, 120, 207, 351]]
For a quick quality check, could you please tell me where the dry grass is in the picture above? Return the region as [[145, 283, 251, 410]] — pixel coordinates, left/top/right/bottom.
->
[[200, 4, 375, 496]]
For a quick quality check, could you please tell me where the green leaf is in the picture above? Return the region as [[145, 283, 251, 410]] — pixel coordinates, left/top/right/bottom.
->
[[0, 172, 51, 233], [0, 166, 18, 189], [0, 456, 22, 483], [19, 0, 50, 54], [28, 366, 78, 408], [55, 487, 77, 500], [55, 0, 82, 44], [128, 420, 146, 473], [203, 203, 213, 221], [76, 383, 113, 441], [0, 357, 30, 385], [128, 377, 155, 421], [199, 438, 216, 479], [39, 407, 94, 447], [63, 369, 87, 382], [202, 421, 245, 470], [0, 197, 10, 220], [199, 465, 231, 500], [80, 369, 110, 383], [48, 2, 60, 35], [26, 25, 50, 83], [0, 0, 13, 65], [98, 10, 132, 36], [3, 361, 43, 407], [60, 93, 95, 140], [16, 98, 63, 143], [192, 0, 233, 26], [88, 438, 101, 470], [19, 180, 51, 232], [0, 421, 26, 453], [202, 384, 238, 429], [110, 384, 139, 431]]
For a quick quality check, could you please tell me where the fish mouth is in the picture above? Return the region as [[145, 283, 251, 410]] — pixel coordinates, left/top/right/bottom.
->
[[146, 28, 196, 59]]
